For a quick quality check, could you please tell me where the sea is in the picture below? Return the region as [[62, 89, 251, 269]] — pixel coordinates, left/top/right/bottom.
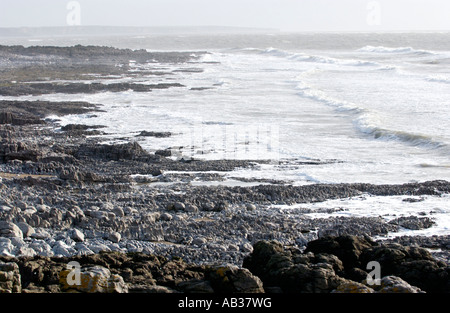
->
[[1, 31, 449, 237]]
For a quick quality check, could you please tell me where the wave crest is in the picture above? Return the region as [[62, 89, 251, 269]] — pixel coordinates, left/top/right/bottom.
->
[[358, 45, 435, 55], [354, 115, 446, 149], [258, 47, 379, 67]]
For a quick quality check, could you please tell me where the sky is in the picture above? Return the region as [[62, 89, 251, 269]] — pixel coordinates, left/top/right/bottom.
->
[[0, 0, 450, 32]]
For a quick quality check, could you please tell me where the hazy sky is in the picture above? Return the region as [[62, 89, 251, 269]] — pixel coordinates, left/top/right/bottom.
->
[[1, 0, 450, 31]]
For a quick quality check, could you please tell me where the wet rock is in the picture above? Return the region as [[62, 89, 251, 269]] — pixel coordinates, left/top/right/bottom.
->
[[155, 149, 172, 157], [388, 216, 435, 230], [136, 131, 172, 138]]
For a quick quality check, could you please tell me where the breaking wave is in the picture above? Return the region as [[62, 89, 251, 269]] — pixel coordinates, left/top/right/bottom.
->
[[294, 80, 447, 150], [358, 45, 436, 56], [246, 47, 379, 67]]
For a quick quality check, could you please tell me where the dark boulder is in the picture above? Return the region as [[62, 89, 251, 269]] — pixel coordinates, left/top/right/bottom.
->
[[304, 235, 377, 270], [243, 240, 345, 293], [360, 243, 449, 293]]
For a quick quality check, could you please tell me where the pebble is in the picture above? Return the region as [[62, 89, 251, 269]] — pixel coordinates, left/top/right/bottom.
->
[[108, 231, 122, 243], [68, 228, 85, 242]]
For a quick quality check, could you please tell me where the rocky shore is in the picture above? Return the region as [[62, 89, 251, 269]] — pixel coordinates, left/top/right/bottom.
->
[[1, 235, 448, 294], [0, 45, 449, 293]]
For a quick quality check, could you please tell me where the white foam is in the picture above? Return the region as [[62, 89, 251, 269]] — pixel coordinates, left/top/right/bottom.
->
[[274, 194, 450, 237], [261, 47, 379, 67], [358, 45, 435, 55]]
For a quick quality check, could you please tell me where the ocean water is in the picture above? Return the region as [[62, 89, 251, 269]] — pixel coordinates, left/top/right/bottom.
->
[[1, 32, 450, 236], [6, 32, 450, 185]]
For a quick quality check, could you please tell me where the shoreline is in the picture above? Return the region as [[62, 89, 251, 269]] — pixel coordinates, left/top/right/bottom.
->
[[0, 45, 448, 293]]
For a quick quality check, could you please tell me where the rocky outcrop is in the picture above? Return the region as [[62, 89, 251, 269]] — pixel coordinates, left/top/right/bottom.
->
[[0, 111, 45, 126], [136, 130, 172, 138], [0, 43, 449, 295], [360, 242, 450, 293], [59, 265, 128, 293], [0, 82, 185, 96], [242, 240, 346, 293], [205, 266, 264, 293], [0, 221, 23, 239], [0, 251, 262, 293], [243, 236, 449, 293], [0, 236, 447, 293], [0, 261, 21, 293], [74, 142, 154, 162]]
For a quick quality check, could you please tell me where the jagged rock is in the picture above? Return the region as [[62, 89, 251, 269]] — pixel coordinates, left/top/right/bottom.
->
[[360, 243, 450, 293], [0, 111, 45, 126], [129, 284, 178, 293], [184, 204, 199, 213], [332, 280, 375, 293], [74, 142, 151, 161], [372, 276, 424, 293], [59, 166, 103, 182], [0, 261, 21, 293], [304, 235, 376, 270], [68, 229, 85, 242], [155, 149, 172, 157], [206, 265, 264, 293], [0, 139, 41, 163], [244, 236, 450, 293], [178, 279, 215, 293], [16, 222, 35, 238], [388, 216, 435, 230], [0, 221, 23, 239], [242, 240, 344, 293], [136, 130, 172, 138]]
